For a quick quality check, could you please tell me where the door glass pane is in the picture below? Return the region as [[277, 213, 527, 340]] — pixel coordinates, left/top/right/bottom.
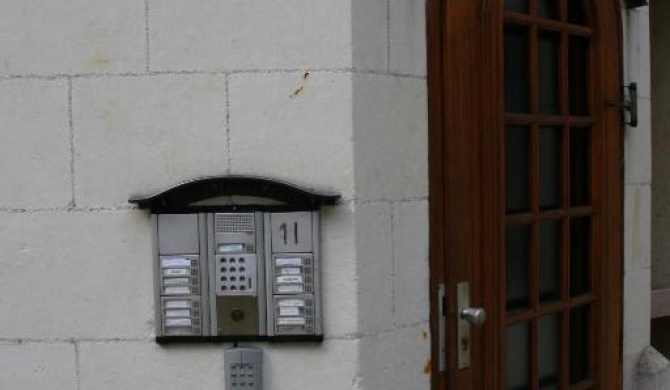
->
[[506, 323, 530, 390], [540, 127, 562, 209], [505, 25, 530, 113], [539, 31, 560, 114], [507, 225, 530, 311], [569, 36, 590, 115], [568, 0, 588, 26], [539, 315, 560, 390], [570, 217, 590, 296], [570, 305, 591, 383], [506, 0, 529, 13], [540, 221, 561, 302], [506, 126, 530, 213], [570, 128, 590, 206], [538, 0, 558, 20]]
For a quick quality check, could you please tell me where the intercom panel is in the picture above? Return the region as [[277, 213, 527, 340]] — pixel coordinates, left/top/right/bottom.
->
[[224, 347, 263, 390], [265, 212, 321, 337], [133, 175, 338, 342], [208, 212, 266, 337], [153, 210, 322, 340]]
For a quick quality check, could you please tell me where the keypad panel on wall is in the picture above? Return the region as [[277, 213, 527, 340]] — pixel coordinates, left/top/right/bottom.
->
[[216, 254, 257, 296], [153, 211, 322, 340], [225, 347, 263, 390]]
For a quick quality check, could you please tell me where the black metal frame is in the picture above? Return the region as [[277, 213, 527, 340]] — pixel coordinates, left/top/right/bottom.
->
[[129, 175, 341, 213]]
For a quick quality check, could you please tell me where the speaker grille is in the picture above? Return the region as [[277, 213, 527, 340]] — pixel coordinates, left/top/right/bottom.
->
[[215, 213, 255, 233]]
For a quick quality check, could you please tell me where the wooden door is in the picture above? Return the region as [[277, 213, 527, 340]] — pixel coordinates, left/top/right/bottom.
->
[[427, 1, 623, 389]]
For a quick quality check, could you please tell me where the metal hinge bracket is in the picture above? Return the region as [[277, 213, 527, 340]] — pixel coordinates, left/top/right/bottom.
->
[[607, 82, 638, 128]]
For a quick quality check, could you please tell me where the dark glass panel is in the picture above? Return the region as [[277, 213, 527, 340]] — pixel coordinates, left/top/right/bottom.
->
[[505, 25, 530, 113], [506, 323, 530, 390], [538, 0, 558, 19], [569, 128, 590, 206], [506, 127, 530, 213], [539, 31, 560, 114], [539, 315, 560, 390], [540, 127, 562, 209], [569, 36, 590, 115], [540, 220, 561, 302], [569, 305, 591, 384], [570, 217, 590, 296], [506, 0, 529, 13], [568, 0, 588, 26], [507, 225, 531, 311]]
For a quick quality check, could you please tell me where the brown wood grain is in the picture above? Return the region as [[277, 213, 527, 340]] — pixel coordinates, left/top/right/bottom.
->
[[427, 0, 622, 389]]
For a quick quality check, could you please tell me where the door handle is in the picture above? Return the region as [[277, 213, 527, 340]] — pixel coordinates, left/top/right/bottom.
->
[[460, 307, 487, 327], [456, 282, 485, 369]]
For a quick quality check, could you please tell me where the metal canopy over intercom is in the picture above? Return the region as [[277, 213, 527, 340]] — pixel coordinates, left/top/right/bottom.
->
[[130, 176, 339, 343]]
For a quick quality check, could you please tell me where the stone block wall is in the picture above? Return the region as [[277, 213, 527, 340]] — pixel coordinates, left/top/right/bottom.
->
[[0, 1, 428, 389], [352, 1, 430, 388]]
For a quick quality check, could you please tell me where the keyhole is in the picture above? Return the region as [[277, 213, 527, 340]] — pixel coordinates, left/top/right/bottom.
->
[[461, 336, 470, 351]]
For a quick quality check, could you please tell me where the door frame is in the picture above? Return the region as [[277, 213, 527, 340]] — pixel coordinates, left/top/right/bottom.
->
[[427, 1, 624, 388]]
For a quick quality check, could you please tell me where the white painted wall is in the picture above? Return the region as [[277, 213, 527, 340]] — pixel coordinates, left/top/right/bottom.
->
[[0, 1, 428, 390], [621, 2, 653, 389]]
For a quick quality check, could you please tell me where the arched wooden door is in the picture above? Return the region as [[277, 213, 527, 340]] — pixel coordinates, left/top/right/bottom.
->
[[427, 1, 622, 389]]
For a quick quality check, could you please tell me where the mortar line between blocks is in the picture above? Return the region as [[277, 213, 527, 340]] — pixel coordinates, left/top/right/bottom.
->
[[225, 73, 231, 174], [1, 68, 426, 81], [0, 338, 153, 343], [73, 340, 81, 390], [144, 0, 151, 72], [354, 196, 428, 206], [387, 0, 392, 72], [0, 205, 138, 214], [390, 201, 397, 327], [67, 77, 76, 208]]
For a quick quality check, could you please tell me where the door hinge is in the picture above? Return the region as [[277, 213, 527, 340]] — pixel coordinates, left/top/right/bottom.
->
[[607, 82, 638, 128]]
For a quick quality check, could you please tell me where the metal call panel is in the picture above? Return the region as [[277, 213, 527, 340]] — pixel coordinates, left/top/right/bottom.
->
[[209, 212, 266, 337], [155, 214, 208, 337], [225, 347, 263, 390], [266, 212, 322, 336], [153, 210, 322, 340]]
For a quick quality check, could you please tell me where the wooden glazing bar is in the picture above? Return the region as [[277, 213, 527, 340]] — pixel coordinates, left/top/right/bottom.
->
[[505, 206, 595, 225], [560, 27, 569, 119], [505, 113, 594, 126], [569, 379, 595, 390], [558, 0, 567, 22], [506, 294, 595, 325], [504, 12, 593, 36], [530, 22, 539, 115], [568, 293, 595, 308]]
